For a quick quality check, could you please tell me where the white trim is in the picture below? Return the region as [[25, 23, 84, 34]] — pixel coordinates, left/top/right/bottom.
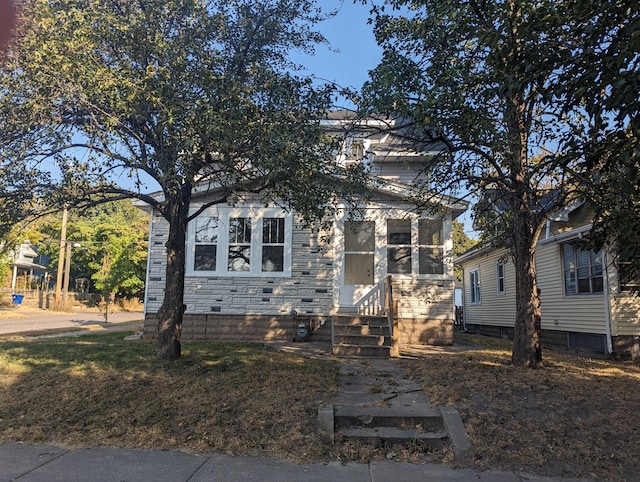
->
[[538, 223, 593, 245]]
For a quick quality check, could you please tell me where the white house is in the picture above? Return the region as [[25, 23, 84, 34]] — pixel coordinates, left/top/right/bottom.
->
[[139, 113, 467, 354], [456, 202, 640, 359]]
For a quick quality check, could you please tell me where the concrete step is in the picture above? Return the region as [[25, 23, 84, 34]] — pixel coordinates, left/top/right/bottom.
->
[[332, 344, 392, 357], [332, 324, 389, 336], [337, 426, 449, 448], [332, 314, 389, 327], [334, 405, 444, 431], [332, 334, 390, 347]]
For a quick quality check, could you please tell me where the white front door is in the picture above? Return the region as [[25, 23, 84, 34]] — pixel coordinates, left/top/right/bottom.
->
[[339, 220, 376, 306]]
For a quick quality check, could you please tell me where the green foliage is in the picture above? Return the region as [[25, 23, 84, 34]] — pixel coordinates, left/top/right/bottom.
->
[[34, 201, 148, 298], [452, 220, 476, 282], [360, 0, 577, 246], [547, 0, 640, 288], [3, 0, 364, 358], [4, 0, 352, 221]]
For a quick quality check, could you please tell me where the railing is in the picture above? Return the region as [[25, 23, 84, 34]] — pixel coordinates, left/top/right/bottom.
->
[[353, 275, 399, 356], [355, 278, 386, 316]]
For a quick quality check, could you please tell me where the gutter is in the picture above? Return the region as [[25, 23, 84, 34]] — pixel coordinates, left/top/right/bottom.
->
[[602, 251, 614, 355]]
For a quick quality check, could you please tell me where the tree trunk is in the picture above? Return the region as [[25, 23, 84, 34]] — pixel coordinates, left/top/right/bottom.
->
[[156, 183, 192, 361], [511, 211, 543, 368]]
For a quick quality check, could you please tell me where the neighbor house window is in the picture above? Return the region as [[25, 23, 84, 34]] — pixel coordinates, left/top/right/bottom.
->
[[470, 268, 481, 304], [418, 218, 444, 274], [193, 217, 218, 271], [496, 261, 505, 294], [562, 243, 603, 295], [187, 209, 291, 277], [617, 259, 640, 292]]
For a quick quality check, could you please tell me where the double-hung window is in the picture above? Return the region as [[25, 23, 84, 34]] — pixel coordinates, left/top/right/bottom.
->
[[418, 219, 444, 274], [386, 218, 445, 276], [194, 217, 218, 271], [188, 208, 291, 277], [470, 268, 481, 304], [562, 243, 603, 295], [387, 219, 412, 274], [496, 261, 505, 294]]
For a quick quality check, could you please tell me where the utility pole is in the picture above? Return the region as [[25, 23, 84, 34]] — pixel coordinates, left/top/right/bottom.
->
[[54, 207, 67, 307]]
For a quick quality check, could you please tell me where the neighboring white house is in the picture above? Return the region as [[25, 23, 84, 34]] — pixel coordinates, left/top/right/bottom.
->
[[138, 113, 467, 349], [456, 202, 640, 359], [10, 242, 48, 291]]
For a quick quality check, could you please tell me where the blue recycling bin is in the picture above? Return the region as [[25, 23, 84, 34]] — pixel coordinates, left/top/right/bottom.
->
[[12, 294, 24, 305]]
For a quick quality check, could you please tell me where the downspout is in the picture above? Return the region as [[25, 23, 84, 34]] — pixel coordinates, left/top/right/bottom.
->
[[545, 219, 551, 240], [602, 251, 613, 355], [143, 209, 154, 318]]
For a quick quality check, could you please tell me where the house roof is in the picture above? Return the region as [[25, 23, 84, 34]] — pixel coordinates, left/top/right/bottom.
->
[[13, 260, 48, 271]]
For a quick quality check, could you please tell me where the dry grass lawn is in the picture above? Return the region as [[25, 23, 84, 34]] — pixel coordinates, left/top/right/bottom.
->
[[1, 330, 638, 481], [0, 333, 338, 462], [404, 333, 640, 481]]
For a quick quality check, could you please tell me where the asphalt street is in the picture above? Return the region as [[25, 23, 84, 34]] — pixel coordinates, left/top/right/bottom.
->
[[0, 309, 144, 336]]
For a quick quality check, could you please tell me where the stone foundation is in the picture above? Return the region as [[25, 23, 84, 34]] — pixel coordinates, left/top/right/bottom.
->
[[144, 313, 331, 342], [397, 317, 454, 345], [612, 335, 640, 360]]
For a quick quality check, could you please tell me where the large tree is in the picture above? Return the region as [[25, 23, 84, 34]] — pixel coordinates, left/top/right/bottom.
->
[[3, 0, 362, 360], [551, 0, 640, 289], [360, 0, 585, 367]]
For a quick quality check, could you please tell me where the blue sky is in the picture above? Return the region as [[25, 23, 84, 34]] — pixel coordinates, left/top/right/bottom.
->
[[293, 1, 382, 105]]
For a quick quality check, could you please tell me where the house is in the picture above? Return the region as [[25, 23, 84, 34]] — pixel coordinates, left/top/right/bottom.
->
[[139, 113, 467, 353], [456, 201, 640, 359], [9, 243, 49, 291]]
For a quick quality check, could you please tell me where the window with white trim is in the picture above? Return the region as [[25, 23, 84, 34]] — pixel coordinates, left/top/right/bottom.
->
[[418, 218, 444, 274], [562, 243, 603, 295], [470, 268, 481, 304], [386, 218, 444, 276], [187, 208, 292, 277], [193, 217, 218, 271], [496, 261, 505, 294], [387, 219, 412, 274]]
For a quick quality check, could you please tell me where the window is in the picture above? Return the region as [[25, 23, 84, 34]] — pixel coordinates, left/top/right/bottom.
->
[[346, 139, 365, 161], [194, 217, 218, 271], [617, 259, 640, 292], [562, 243, 603, 295], [385, 218, 444, 276], [262, 218, 285, 272], [496, 261, 505, 294], [228, 217, 251, 272], [418, 219, 444, 274], [470, 268, 481, 304], [187, 208, 291, 277], [387, 219, 412, 274]]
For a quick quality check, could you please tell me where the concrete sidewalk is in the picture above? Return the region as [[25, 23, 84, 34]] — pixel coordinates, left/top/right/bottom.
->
[[0, 443, 584, 482]]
